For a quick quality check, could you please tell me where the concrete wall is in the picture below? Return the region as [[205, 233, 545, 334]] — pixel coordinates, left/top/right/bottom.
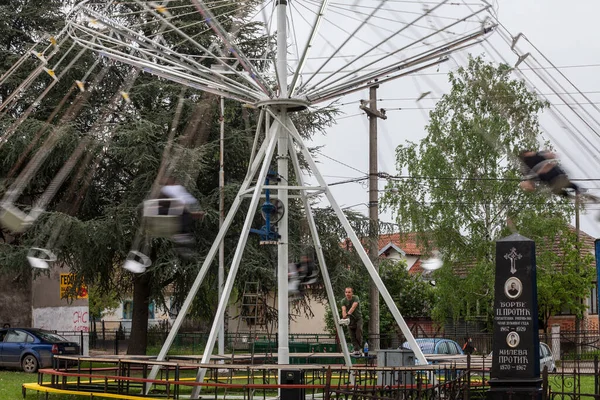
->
[[290, 297, 328, 334], [31, 265, 90, 355]]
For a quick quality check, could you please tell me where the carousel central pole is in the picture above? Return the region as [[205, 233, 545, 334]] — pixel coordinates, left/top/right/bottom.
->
[[276, 0, 290, 367]]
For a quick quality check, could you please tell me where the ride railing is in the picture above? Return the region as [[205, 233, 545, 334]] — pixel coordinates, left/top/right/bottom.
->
[[34, 356, 492, 400]]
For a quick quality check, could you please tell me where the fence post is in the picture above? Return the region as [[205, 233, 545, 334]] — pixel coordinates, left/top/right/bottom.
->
[[80, 331, 83, 351], [595, 355, 599, 396], [551, 324, 560, 361], [542, 366, 548, 400], [102, 320, 106, 341], [463, 354, 470, 400]]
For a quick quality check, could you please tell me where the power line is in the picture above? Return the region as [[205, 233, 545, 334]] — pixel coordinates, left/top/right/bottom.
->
[[315, 149, 367, 175], [381, 173, 600, 183]]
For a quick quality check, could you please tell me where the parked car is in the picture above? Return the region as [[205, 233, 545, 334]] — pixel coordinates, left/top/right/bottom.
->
[[0, 328, 81, 372], [401, 338, 465, 359], [539, 342, 557, 372]]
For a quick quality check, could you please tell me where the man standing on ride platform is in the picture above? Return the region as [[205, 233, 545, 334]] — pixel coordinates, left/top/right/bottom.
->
[[340, 287, 363, 356]]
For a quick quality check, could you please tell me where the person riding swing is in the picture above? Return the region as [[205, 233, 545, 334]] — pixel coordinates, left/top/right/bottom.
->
[[518, 150, 581, 197], [158, 176, 205, 257]]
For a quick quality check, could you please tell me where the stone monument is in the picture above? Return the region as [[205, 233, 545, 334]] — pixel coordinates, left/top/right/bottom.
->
[[488, 233, 541, 400]]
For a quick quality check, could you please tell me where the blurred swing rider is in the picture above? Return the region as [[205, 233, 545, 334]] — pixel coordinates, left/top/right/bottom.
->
[[288, 255, 318, 297], [160, 177, 204, 257], [518, 150, 581, 197]]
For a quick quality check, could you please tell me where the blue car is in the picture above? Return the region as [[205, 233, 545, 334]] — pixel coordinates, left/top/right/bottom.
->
[[0, 328, 81, 372], [401, 338, 465, 358]]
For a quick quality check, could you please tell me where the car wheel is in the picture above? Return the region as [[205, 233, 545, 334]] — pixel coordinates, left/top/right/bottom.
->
[[21, 354, 39, 373]]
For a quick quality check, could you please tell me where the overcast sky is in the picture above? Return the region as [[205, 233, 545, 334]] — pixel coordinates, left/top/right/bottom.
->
[[305, 0, 600, 238]]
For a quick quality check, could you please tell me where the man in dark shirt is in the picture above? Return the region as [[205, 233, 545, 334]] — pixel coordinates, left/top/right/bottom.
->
[[340, 287, 363, 356]]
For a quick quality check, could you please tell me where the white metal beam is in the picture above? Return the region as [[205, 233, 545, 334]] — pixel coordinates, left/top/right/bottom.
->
[[189, 121, 281, 399], [267, 109, 429, 366]]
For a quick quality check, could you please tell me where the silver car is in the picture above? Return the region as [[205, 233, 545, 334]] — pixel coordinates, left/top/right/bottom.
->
[[489, 342, 556, 373], [539, 342, 556, 372]]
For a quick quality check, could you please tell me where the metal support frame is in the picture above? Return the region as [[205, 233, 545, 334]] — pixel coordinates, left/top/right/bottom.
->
[[145, 110, 428, 399], [270, 110, 429, 366]]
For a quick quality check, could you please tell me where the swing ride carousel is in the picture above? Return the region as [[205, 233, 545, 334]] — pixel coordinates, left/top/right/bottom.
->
[[1, 0, 496, 398]]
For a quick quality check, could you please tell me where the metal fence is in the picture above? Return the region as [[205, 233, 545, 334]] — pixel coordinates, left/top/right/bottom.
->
[[61, 326, 600, 367]]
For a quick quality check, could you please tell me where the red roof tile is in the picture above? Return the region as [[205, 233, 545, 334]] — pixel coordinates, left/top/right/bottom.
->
[[408, 259, 424, 274], [378, 232, 425, 256]]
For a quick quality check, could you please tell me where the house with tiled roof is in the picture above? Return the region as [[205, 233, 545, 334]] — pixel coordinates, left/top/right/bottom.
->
[[377, 232, 432, 275]]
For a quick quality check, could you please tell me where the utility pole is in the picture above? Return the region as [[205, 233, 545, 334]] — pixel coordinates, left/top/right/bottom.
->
[[218, 94, 225, 357], [575, 194, 583, 355], [360, 82, 387, 351]]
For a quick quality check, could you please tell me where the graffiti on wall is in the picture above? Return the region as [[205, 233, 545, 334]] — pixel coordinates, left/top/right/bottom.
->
[[33, 306, 90, 332]]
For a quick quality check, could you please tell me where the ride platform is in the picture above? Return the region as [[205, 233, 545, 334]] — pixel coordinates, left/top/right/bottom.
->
[[21, 354, 463, 400]]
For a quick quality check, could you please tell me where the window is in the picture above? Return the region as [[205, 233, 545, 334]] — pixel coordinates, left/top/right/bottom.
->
[[587, 282, 598, 315], [36, 331, 68, 342], [558, 304, 573, 315], [148, 302, 155, 319], [541, 343, 551, 358], [447, 342, 459, 355], [122, 300, 156, 319], [123, 301, 133, 320], [5, 330, 28, 343], [437, 342, 449, 355]]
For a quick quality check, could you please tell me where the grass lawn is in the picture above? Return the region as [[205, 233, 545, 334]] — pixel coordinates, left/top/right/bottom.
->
[[0, 370, 79, 400]]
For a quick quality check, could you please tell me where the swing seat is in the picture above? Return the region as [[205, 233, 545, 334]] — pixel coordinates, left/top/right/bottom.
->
[[0, 203, 35, 233], [303, 270, 319, 285], [27, 247, 57, 270], [143, 199, 184, 238], [549, 174, 571, 195], [123, 251, 152, 274], [421, 257, 443, 271]]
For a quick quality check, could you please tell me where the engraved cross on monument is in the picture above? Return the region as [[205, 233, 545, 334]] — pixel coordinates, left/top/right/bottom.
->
[[488, 233, 541, 400], [504, 247, 522, 274]]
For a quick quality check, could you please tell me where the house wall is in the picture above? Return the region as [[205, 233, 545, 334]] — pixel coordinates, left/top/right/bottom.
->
[[31, 265, 90, 355], [547, 314, 599, 332], [101, 297, 176, 331], [226, 293, 329, 335], [381, 249, 419, 270]]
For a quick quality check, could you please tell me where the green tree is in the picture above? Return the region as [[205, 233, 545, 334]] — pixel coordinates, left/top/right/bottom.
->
[[382, 55, 588, 330], [378, 259, 435, 333], [516, 210, 595, 332]]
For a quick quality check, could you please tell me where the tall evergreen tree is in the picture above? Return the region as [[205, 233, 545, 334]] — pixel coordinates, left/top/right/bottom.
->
[[1, 1, 356, 355]]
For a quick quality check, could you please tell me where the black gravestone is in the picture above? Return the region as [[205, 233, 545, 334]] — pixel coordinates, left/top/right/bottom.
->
[[487, 233, 541, 400]]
